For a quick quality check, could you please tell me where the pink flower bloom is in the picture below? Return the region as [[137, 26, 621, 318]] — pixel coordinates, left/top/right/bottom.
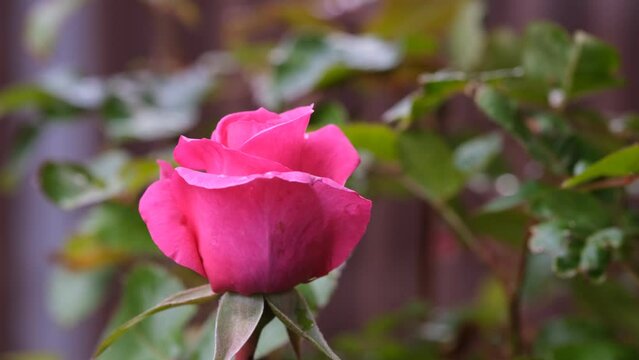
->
[[139, 105, 372, 295]]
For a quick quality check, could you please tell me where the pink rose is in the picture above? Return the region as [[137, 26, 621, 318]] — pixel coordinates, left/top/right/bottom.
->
[[139, 105, 372, 295]]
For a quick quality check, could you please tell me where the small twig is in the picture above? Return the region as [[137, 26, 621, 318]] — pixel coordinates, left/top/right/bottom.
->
[[621, 260, 639, 289], [400, 177, 476, 249], [576, 175, 639, 192], [401, 175, 531, 357], [508, 234, 530, 358], [400, 176, 508, 284]]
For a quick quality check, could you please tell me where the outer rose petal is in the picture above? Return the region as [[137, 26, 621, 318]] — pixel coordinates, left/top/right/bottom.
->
[[139, 167, 206, 277], [174, 136, 290, 175], [172, 169, 371, 295], [301, 125, 360, 185]]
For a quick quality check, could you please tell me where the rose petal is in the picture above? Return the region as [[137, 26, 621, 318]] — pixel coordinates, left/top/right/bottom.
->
[[211, 105, 314, 167], [174, 167, 348, 190], [157, 159, 174, 179], [301, 124, 360, 185], [174, 136, 290, 175], [237, 105, 313, 168], [172, 169, 371, 294], [139, 167, 206, 277], [212, 108, 281, 148], [278, 105, 315, 123]]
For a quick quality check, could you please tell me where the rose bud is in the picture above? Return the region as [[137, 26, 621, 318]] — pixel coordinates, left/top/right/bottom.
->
[[139, 105, 371, 295]]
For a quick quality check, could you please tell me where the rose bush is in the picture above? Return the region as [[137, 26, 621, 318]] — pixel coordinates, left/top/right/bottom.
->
[[139, 105, 372, 295]]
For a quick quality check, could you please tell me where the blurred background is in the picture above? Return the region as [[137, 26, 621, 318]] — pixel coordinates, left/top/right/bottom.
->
[[2, 0, 639, 359]]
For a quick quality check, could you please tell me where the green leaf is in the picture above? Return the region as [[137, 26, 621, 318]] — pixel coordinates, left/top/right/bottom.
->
[[551, 342, 638, 360], [482, 181, 544, 212], [213, 293, 265, 360], [255, 34, 329, 107], [563, 145, 639, 188], [526, 186, 610, 231], [475, 86, 585, 173], [579, 227, 623, 281], [529, 112, 603, 172], [266, 289, 341, 360], [453, 132, 502, 174], [475, 86, 529, 140], [39, 152, 158, 211], [94, 268, 217, 358], [340, 123, 399, 163], [382, 91, 420, 123], [579, 243, 611, 281], [529, 222, 620, 280], [328, 33, 401, 71], [415, 71, 468, 116], [482, 194, 526, 213], [587, 227, 623, 249], [104, 107, 198, 142], [384, 68, 524, 123], [529, 221, 569, 256], [448, 0, 486, 71], [468, 209, 528, 246], [565, 31, 621, 97], [39, 151, 128, 210], [555, 245, 584, 278], [39, 162, 104, 209], [38, 68, 106, 108], [48, 266, 113, 327], [59, 202, 156, 269], [480, 28, 522, 70], [398, 132, 466, 201], [520, 22, 620, 104], [529, 221, 580, 278], [0, 84, 75, 118], [103, 60, 220, 141], [260, 33, 400, 106], [24, 0, 89, 57], [522, 22, 572, 87], [100, 96, 129, 120]]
